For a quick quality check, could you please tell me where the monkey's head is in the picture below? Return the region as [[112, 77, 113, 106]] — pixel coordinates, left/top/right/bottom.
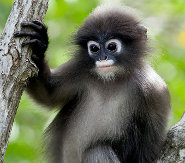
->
[[75, 5, 148, 80]]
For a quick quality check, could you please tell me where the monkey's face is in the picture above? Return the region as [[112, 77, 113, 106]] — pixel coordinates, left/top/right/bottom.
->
[[75, 8, 148, 80], [87, 38, 123, 78]]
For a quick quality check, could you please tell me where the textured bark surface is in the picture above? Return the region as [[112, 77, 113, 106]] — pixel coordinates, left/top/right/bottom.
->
[[158, 112, 185, 163], [0, 0, 49, 162]]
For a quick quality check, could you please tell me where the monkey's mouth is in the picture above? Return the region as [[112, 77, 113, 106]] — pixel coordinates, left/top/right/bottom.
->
[[96, 60, 114, 67], [97, 64, 113, 68], [95, 60, 115, 73], [97, 65, 114, 71]]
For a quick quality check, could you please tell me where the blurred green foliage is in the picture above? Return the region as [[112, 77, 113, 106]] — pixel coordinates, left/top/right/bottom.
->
[[0, 0, 185, 162]]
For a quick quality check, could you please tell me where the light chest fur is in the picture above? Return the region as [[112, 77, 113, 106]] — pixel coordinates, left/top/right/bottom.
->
[[61, 81, 132, 163]]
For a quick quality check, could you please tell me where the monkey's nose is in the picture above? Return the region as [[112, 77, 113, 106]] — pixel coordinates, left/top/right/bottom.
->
[[99, 55, 108, 61]]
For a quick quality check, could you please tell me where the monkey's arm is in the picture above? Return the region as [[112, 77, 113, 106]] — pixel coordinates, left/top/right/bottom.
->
[[14, 21, 79, 107], [26, 59, 79, 107]]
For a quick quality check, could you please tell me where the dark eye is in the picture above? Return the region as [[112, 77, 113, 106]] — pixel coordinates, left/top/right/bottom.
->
[[107, 43, 117, 51], [87, 41, 100, 55], [90, 44, 99, 53], [105, 39, 122, 53]]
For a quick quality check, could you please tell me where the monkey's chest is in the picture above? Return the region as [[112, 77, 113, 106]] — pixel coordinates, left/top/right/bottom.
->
[[61, 88, 129, 163]]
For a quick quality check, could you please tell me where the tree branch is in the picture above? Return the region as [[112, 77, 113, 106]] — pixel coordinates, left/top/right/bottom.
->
[[158, 111, 185, 162], [0, 0, 49, 162]]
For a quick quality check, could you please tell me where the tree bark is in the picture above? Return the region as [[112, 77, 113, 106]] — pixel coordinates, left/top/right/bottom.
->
[[158, 112, 185, 162], [0, 0, 184, 162], [0, 0, 49, 162]]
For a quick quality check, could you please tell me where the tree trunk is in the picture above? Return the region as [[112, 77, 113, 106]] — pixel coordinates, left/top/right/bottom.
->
[[0, 0, 49, 162], [0, 0, 184, 162]]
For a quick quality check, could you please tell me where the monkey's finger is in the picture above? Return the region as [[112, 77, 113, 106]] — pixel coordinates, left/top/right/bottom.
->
[[32, 20, 47, 31], [22, 39, 46, 48], [21, 21, 42, 32], [14, 31, 41, 39], [31, 54, 40, 62]]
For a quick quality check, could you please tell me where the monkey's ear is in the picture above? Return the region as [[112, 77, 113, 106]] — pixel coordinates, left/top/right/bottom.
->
[[136, 25, 147, 40]]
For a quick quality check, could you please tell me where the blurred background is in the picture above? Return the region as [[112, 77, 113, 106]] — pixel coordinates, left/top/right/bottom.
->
[[0, 0, 185, 162]]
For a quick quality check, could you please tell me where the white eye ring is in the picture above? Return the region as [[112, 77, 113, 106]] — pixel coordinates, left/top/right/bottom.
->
[[105, 39, 122, 53], [87, 41, 100, 55]]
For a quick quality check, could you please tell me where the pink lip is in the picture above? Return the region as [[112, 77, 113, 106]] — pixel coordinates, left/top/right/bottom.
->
[[98, 66, 112, 68], [97, 65, 113, 68], [97, 65, 115, 74]]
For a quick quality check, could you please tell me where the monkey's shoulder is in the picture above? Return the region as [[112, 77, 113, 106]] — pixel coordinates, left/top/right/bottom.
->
[[133, 64, 169, 98]]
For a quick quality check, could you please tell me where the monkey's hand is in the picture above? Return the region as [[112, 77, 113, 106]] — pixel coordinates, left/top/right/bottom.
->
[[14, 20, 48, 69]]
